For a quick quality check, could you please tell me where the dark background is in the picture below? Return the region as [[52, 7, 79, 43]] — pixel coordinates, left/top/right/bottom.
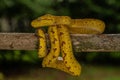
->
[[0, 0, 120, 80]]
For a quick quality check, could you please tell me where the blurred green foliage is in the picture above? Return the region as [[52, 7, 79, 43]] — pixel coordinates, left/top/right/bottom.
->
[[0, 0, 120, 64]]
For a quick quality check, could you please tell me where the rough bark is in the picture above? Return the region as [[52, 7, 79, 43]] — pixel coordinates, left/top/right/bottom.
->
[[0, 33, 120, 52]]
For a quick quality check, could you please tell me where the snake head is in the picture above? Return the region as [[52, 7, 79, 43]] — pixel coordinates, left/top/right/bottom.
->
[[31, 14, 71, 28], [31, 14, 56, 28]]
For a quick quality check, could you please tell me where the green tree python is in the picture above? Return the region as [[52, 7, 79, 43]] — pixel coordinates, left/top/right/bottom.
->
[[31, 14, 105, 76]]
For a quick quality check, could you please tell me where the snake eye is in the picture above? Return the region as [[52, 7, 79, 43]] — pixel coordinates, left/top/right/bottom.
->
[[40, 14, 55, 20], [39, 15, 55, 23]]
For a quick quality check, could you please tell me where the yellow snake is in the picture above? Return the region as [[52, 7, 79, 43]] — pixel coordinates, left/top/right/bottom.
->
[[31, 14, 105, 76]]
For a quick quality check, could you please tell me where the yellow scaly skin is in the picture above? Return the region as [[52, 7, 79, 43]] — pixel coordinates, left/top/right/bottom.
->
[[42, 26, 60, 67], [37, 29, 47, 58], [70, 19, 105, 34], [58, 25, 81, 76], [42, 25, 81, 76], [31, 14, 105, 76]]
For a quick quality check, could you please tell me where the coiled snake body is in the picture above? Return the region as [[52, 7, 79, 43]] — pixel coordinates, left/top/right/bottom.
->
[[31, 14, 105, 76]]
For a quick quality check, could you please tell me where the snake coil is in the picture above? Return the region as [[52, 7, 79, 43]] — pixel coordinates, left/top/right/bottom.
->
[[31, 14, 105, 76]]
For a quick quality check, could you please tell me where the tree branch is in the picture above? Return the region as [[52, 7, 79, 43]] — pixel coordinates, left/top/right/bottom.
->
[[0, 33, 120, 52]]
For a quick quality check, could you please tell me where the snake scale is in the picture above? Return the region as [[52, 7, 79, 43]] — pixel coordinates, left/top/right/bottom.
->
[[31, 14, 105, 76]]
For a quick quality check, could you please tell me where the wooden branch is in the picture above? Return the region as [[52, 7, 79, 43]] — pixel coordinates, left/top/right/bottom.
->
[[0, 33, 120, 52]]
